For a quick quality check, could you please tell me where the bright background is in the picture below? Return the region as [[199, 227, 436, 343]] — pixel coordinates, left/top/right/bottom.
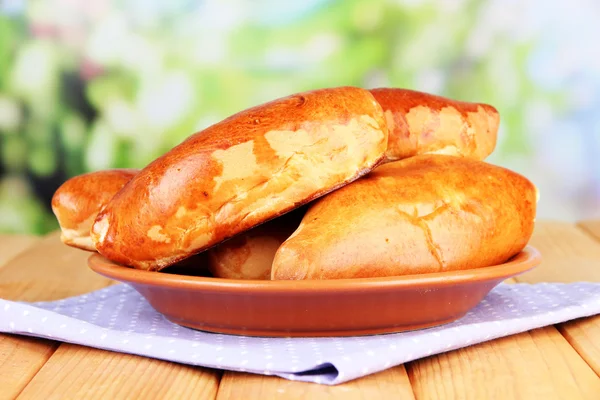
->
[[0, 0, 599, 234]]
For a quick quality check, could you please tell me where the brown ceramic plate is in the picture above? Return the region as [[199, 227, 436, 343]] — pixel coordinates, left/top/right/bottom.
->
[[88, 246, 541, 337]]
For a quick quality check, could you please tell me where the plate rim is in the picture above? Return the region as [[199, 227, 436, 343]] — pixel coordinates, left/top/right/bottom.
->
[[88, 245, 541, 293]]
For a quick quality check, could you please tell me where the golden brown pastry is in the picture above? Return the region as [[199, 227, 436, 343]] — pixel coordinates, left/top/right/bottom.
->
[[51, 167, 298, 278], [369, 88, 499, 162], [51, 169, 138, 251], [204, 89, 501, 279], [91, 86, 389, 271], [207, 207, 305, 279], [271, 155, 536, 280]]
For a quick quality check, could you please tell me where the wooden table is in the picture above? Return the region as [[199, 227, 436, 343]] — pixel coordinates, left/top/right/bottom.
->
[[1, 220, 600, 399]]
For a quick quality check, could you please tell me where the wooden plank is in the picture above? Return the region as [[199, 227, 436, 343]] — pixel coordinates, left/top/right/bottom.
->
[[0, 231, 113, 302], [407, 326, 600, 399], [0, 235, 39, 269], [0, 234, 49, 400], [0, 335, 58, 400], [519, 221, 600, 283], [0, 232, 112, 399], [16, 344, 220, 400], [578, 219, 600, 241], [558, 317, 600, 376], [0, 232, 219, 399], [5, 221, 600, 398], [519, 221, 600, 376], [216, 365, 414, 400], [405, 221, 600, 398], [552, 220, 600, 377]]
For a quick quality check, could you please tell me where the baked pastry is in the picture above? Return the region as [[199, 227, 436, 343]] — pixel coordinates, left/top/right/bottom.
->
[[271, 154, 536, 280], [50, 167, 298, 278], [51, 169, 138, 251], [91, 86, 389, 270], [207, 207, 305, 279], [369, 88, 499, 162], [203, 89, 502, 279]]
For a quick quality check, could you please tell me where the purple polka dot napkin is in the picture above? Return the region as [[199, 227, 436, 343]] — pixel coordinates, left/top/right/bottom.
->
[[1, 282, 600, 385]]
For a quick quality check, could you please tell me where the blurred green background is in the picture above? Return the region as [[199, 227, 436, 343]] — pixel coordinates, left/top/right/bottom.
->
[[1, 0, 599, 235]]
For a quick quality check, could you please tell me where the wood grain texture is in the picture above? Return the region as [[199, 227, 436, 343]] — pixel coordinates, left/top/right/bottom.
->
[[407, 326, 600, 400], [578, 219, 600, 242], [0, 335, 58, 400], [216, 366, 414, 400], [3, 221, 600, 399], [520, 220, 600, 377], [554, 219, 600, 377], [559, 317, 600, 376], [0, 231, 222, 400], [520, 221, 600, 283], [0, 235, 39, 269], [0, 231, 113, 302], [0, 235, 49, 400], [405, 221, 600, 399], [0, 231, 113, 400], [16, 344, 220, 400]]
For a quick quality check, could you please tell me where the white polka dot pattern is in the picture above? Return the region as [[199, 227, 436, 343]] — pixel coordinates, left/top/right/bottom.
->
[[1, 282, 600, 385]]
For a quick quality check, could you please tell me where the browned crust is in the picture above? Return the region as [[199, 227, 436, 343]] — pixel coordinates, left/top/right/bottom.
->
[[272, 154, 536, 280], [369, 88, 499, 162], [207, 206, 306, 280], [51, 169, 138, 251], [91, 86, 388, 270]]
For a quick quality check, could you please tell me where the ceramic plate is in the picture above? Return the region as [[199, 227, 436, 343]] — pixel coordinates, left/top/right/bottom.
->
[[88, 246, 541, 337]]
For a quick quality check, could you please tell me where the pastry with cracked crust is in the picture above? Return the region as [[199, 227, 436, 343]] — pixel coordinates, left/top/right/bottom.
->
[[271, 154, 536, 280]]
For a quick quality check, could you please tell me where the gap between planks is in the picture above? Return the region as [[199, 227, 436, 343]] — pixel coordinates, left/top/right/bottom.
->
[[15, 344, 222, 400], [212, 221, 600, 399], [403, 220, 600, 400], [0, 231, 222, 400], [215, 366, 415, 400], [0, 231, 224, 400], [0, 233, 52, 400], [0, 231, 112, 400], [406, 326, 600, 400], [6, 232, 415, 399], [578, 219, 600, 245], [517, 220, 600, 378], [3, 221, 600, 399], [561, 219, 600, 376]]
